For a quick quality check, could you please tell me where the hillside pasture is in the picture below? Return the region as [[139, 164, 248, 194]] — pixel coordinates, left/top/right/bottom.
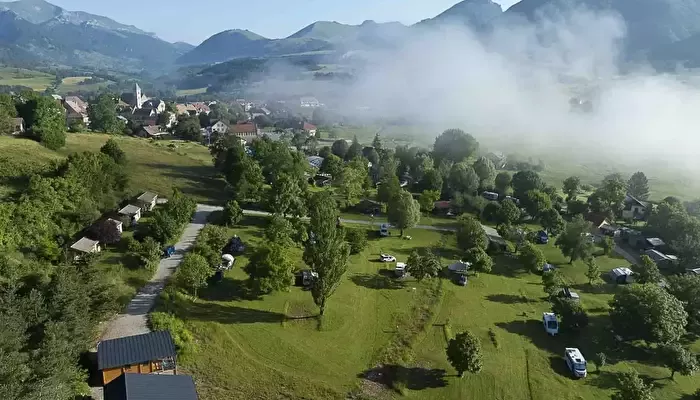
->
[[0, 66, 53, 90]]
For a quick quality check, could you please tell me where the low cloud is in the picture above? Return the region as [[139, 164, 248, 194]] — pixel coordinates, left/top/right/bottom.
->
[[334, 7, 700, 169]]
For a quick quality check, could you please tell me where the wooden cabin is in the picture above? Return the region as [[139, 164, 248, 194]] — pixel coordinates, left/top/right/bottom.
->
[[98, 331, 177, 385]]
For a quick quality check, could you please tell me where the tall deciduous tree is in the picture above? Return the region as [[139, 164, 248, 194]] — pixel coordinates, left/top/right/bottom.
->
[[419, 169, 443, 192], [244, 244, 295, 294], [175, 115, 202, 142], [666, 274, 700, 334], [555, 216, 595, 263], [100, 138, 126, 165], [303, 192, 350, 315], [336, 158, 367, 207], [634, 255, 662, 284], [522, 190, 552, 219], [562, 176, 581, 201], [448, 162, 480, 195], [418, 190, 441, 213], [456, 214, 487, 252], [263, 214, 295, 249], [628, 171, 650, 201], [519, 242, 547, 273], [594, 173, 628, 218], [552, 298, 589, 332], [388, 190, 421, 237], [511, 170, 543, 199], [31, 96, 66, 150], [331, 139, 349, 159], [494, 172, 512, 194], [658, 342, 698, 379], [175, 253, 212, 297], [88, 93, 122, 133], [377, 174, 401, 204], [222, 200, 243, 226], [267, 173, 308, 217], [406, 248, 442, 281], [540, 208, 565, 235], [585, 258, 602, 285], [464, 247, 494, 273], [473, 156, 496, 188], [498, 198, 521, 225], [320, 154, 343, 179], [610, 284, 688, 343], [611, 370, 654, 400], [346, 135, 363, 161], [446, 331, 483, 377], [433, 129, 479, 166], [372, 132, 382, 153]]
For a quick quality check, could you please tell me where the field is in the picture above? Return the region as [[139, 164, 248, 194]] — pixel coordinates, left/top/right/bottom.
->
[[0, 134, 228, 203], [58, 76, 113, 93], [0, 66, 54, 90], [160, 218, 700, 400]]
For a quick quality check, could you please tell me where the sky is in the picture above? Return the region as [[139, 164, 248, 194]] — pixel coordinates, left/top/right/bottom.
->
[[48, 0, 520, 44]]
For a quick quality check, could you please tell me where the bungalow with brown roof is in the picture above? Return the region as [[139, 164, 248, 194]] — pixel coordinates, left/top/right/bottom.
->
[[303, 122, 317, 136], [230, 122, 260, 142], [191, 102, 211, 115], [137, 125, 167, 139], [131, 108, 158, 126]]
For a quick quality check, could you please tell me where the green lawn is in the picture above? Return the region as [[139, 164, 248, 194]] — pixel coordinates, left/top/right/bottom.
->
[[0, 66, 53, 90], [0, 134, 229, 203], [58, 76, 113, 93], [156, 219, 700, 400]]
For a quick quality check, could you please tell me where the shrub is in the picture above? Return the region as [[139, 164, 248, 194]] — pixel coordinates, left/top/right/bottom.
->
[[149, 312, 196, 355], [345, 228, 369, 254]]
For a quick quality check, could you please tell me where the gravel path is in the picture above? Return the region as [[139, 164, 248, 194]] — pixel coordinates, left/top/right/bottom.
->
[[100, 204, 221, 341]]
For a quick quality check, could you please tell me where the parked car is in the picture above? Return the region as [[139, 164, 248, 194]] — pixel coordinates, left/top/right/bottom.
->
[[564, 348, 587, 378], [536, 231, 549, 244], [482, 191, 499, 201], [543, 263, 556, 273], [295, 270, 319, 287], [380, 254, 396, 262], [456, 275, 468, 286], [218, 254, 235, 270], [224, 235, 246, 254], [542, 312, 559, 336]]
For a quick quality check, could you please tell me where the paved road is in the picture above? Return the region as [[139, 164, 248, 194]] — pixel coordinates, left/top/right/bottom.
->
[[100, 204, 220, 341]]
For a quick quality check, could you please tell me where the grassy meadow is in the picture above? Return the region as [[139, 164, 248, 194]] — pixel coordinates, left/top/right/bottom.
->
[[0, 66, 54, 90], [0, 133, 228, 203], [158, 218, 700, 400]]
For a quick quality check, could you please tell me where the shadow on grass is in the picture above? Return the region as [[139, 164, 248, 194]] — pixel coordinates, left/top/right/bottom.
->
[[549, 356, 576, 379], [350, 271, 405, 290], [359, 365, 448, 392], [182, 300, 285, 324], [570, 282, 614, 295], [490, 254, 529, 277], [497, 320, 561, 356], [200, 277, 258, 301], [145, 163, 230, 204], [585, 370, 622, 389], [486, 294, 536, 304]]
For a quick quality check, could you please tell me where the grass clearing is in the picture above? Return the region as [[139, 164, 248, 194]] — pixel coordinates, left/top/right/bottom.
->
[[0, 66, 54, 90], [58, 76, 113, 93], [158, 219, 699, 399], [0, 134, 229, 203]]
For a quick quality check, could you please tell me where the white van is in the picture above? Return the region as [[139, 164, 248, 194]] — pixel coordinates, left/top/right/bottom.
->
[[395, 262, 407, 278], [564, 348, 587, 378], [542, 313, 559, 336]]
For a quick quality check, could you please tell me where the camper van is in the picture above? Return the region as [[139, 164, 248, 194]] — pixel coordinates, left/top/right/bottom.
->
[[609, 267, 634, 284], [395, 262, 407, 278], [564, 348, 587, 378]]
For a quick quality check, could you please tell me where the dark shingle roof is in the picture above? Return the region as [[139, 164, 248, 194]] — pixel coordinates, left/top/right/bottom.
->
[[104, 373, 198, 400], [98, 331, 176, 370]]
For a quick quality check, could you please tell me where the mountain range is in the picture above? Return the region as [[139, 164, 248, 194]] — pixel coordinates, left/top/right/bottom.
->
[[1, 0, 700, 73]]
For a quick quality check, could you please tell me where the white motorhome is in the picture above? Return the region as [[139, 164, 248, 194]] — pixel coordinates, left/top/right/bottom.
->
[[542, 313, 559, 336], [564, 348, 587, 378], [395, 262, 407, 278]]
